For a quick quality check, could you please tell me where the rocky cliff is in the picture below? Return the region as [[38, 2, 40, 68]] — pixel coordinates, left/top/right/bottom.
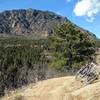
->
[[0, 9, 67, 37], [0, 9, 95, 38]]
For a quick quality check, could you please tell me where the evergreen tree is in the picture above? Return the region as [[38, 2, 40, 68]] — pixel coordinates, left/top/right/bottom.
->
[[48, 22, 96, 70]]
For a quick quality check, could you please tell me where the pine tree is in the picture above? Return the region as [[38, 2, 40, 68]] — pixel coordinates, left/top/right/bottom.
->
[[48, 22, 96, 70]]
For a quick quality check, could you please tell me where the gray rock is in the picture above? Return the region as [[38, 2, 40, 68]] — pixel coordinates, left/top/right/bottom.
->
[[0, 9, 96, 38], [0, 9, 67, 37], [75, 62, 100, 84]]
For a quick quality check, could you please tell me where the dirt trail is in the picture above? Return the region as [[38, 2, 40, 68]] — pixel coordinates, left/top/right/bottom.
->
[[1, 76, 100, 100]]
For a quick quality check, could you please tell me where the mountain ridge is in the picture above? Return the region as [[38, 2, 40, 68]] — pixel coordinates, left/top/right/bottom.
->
[[0, 8, 66, 37], [0, 8, 96, 38]]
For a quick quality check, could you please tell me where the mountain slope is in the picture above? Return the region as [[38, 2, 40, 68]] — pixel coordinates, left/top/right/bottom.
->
[[0, 9, 95, 38], [1, 76, 100, 100], [0, 9, 66, 37]]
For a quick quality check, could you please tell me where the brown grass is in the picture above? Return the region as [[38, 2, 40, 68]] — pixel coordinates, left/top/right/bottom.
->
[[1, 76, 100, 100]]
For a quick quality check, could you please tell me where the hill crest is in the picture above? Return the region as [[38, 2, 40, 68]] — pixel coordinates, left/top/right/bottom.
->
[[0, 9, 95, 38]]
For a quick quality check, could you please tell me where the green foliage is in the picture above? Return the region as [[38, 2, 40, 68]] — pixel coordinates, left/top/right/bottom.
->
[[0, 38, 49, 96], [0, 27, 97, 96], [95, 39, 100, 47], [48, 22, 96, 70]]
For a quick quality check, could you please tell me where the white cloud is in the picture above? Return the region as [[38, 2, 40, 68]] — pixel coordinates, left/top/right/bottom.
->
[[73, 0, 100, 22]]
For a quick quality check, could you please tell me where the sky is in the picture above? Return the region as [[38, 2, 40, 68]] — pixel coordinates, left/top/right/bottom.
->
[[0, 0, 100, 38]]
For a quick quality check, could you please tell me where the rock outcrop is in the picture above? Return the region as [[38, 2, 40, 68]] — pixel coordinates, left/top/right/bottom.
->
[[0, 9, 67, 37], [0, 9, 95, 38]]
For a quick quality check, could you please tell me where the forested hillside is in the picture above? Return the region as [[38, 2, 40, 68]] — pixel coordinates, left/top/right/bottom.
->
[[0, 37, 52, 96], [0, 9, 99, 97], [0, 23, 97, 96], [48, 23, 96, 70]]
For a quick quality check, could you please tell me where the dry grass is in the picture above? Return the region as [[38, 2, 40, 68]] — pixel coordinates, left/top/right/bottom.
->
[[1, 76, 100, 100]]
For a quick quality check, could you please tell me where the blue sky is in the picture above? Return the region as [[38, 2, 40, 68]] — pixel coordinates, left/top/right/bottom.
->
[[0, 0, 100, 38]]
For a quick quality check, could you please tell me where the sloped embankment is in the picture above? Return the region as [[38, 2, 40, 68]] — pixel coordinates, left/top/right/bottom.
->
[[1, 76, 100, 100]]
